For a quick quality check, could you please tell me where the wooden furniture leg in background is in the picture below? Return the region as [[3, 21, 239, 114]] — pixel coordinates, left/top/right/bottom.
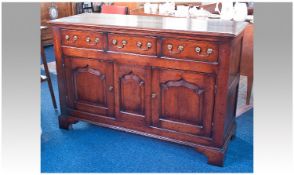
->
[[246, 72, 253, 105], [240, 23, 254, 105], [41, 27, 57, 109]]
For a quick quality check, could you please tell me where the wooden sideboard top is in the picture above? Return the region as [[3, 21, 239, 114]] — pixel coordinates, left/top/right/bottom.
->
[[49, 13, 247, 38]]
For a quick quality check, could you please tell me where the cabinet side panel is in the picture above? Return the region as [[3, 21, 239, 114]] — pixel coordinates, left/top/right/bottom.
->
[[52, 26, 67, 114], [212, 41, 232, 147], [224, 34, 244, 135], [228, 35, 243, 86]]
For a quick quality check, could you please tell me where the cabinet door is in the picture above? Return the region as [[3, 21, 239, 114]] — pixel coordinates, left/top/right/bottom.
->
[[152, 68, 215, 137], [64, 57, 114, 118], [114, 64, 151, 125]]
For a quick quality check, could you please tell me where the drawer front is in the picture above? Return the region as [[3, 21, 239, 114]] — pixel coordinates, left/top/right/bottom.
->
[[61, 29, 104, 49], [108, 33, 157, 56], [162, 38, 218, 62]]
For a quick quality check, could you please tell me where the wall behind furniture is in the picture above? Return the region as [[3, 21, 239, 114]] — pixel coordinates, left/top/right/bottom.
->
[[41, 2, 76, 46]]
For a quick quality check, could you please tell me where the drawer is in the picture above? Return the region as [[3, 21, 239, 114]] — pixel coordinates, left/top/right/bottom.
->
[[61, 29, 104, 49], [108, 33, 157, 56], [162, 38, 218, 62]]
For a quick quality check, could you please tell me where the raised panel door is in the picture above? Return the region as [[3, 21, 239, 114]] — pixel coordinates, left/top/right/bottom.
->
[[114, 63, 151, 125], [151, 68, 215, 137], [64, 57, 114, 118]]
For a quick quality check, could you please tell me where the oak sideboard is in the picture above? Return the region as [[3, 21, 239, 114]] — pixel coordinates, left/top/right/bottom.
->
[[49, 13, 247, 166]]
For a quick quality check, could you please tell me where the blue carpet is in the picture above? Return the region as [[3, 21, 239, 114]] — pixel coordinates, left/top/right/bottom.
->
[[41, 71, 253, 173]]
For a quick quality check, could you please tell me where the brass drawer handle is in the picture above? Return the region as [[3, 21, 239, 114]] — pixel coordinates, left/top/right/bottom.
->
[[195, 47, 201, 53], [65, 35, 70, 41], [178, 45, 184, 52], [195, 47, 213, 56], [95, 37, 99, 44], [73, 35, 78, 41], [86, 37, 91, 43], [137, 41, 142, 48], [137, 41, 152, 51], [207, 48, 213, 55], [151, 93, 157, 99], [167, 44, 184, 54], [112, 39, 127, 49], [112, 39, 117, 45]]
